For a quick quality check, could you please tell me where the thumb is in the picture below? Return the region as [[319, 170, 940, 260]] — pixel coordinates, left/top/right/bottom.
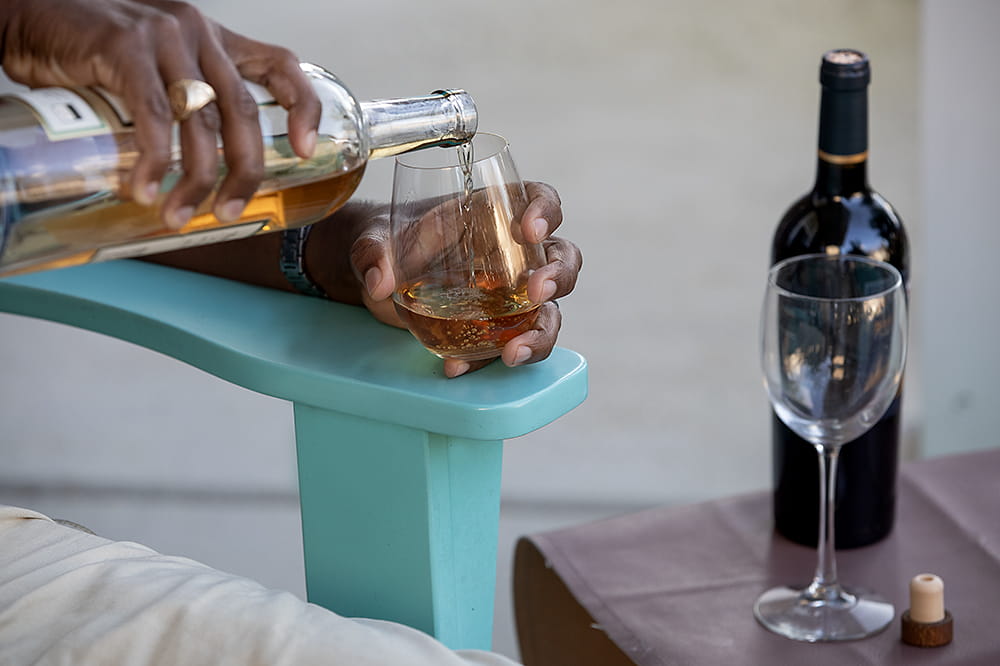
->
[[350, 228, 396, 302]]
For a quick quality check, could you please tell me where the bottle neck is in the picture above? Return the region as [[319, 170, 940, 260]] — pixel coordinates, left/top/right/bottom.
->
[[361, 90, 478, 161], [814, 158, 868, 196], [814, 84, 869, 196]]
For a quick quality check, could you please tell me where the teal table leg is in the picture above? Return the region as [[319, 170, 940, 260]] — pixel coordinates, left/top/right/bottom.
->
[[293, 403, 503, 651]]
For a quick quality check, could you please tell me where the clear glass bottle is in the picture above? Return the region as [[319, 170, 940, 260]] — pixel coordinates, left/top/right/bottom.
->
[[0, 63, 477, 276]]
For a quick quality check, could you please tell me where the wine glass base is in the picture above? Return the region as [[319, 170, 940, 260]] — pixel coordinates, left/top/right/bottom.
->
[[754, 585, 894, 642]]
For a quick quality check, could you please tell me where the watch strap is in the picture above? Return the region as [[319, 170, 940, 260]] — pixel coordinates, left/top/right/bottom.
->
[[280, 226, 328, 299]]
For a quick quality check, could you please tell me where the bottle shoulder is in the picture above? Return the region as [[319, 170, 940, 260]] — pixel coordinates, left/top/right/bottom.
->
[[772, 187, 909, 278]]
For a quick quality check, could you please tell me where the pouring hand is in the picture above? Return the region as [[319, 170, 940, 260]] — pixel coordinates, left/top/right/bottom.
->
[[0, 0, 320, 228]]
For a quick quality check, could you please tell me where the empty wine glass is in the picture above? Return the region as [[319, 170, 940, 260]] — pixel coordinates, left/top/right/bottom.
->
[[389, 132, 545, 361], [756, 253, 907, 642]]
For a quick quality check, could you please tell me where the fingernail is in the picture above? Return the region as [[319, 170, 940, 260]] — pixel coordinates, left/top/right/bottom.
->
[[540, 279, 557, 302], [364, 266, 382, 296], [216, 199, 245, 222], [447, 361, 471, 378], [513, 346, 531, 365], [531, 218, 548, 242], [303, 130, 317, 158], [135, 181, 159, 206], [167, 206, 194, 229]]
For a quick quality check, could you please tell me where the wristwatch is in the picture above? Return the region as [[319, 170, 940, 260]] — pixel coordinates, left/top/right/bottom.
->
[[279, 226, 328, 299]]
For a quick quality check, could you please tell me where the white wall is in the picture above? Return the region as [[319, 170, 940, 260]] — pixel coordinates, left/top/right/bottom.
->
[[919, 0, 1000, 457]]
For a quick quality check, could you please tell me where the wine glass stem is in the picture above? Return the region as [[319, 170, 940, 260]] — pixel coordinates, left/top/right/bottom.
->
[[808, 444, 843, 601]]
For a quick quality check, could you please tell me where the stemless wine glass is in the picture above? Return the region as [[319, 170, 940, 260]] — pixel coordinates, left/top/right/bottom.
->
[[389, 132, 546, 361], [756, 253, 907, 642]]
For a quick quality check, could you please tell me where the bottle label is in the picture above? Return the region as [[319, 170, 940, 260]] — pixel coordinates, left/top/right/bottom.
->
[[9, 88, 111, 139], [92, 221, 266, 263], [92, 88, 134, 127], [244, 81, 276, 105], [13, 82, 280, 141]]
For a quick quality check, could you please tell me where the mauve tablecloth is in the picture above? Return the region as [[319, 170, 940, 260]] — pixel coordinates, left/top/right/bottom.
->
[[522, 449, 1000, 665]]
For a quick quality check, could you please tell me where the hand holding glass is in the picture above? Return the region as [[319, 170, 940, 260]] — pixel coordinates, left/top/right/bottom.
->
[[756, 253, 907, 642], [389, 133, 545, 362]]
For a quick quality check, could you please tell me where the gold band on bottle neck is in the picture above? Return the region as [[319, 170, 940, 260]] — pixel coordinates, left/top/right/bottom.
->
[[818, 149, 868, 165]]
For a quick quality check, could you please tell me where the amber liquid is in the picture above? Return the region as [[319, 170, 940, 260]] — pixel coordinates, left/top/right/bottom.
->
[[394, 276, 539, 360], [0, 165, 365, 276]]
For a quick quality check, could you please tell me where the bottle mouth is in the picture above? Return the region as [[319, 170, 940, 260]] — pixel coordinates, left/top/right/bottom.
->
[[820, 49, 871, 90], [431, 89, 478, 144]]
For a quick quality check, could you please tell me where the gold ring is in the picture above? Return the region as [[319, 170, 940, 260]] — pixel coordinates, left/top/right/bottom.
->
[[167, 79, 217, 122]]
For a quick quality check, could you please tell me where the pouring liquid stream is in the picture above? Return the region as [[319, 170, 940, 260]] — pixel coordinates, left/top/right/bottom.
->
[[457, 140, 476, 287]]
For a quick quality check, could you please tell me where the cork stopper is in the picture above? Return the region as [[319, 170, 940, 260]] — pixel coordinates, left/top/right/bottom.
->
[[901, 573, 953, 647]]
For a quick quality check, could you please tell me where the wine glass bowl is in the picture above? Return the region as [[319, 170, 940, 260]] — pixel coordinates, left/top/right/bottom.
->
[[389, 133, 545, 362], [756, 253, 907, 642], [762, 255, 906, 448]]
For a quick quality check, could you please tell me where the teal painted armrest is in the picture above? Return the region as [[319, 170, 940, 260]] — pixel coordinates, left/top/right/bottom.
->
[[0, 261, 587, 440], [0, 260, 588, 650]]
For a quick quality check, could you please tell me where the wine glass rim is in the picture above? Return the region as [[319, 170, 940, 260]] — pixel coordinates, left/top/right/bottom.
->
[[768, 252, 903, 302], [395, 132, 509, 170]]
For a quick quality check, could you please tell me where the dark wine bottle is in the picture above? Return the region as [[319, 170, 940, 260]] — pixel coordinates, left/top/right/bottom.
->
[[770, 49, 910, 549]]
